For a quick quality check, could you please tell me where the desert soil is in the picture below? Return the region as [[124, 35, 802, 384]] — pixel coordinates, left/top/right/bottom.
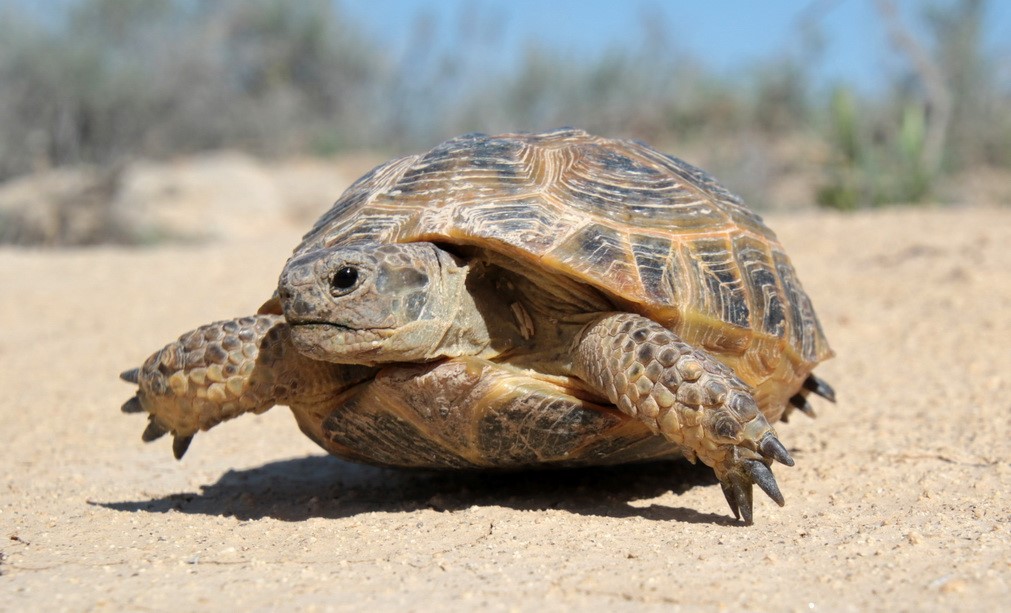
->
[[1, 205, 1008, 611]]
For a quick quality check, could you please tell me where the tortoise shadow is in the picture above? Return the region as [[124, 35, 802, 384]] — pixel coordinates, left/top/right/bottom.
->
[[96, 455, 737, 526]]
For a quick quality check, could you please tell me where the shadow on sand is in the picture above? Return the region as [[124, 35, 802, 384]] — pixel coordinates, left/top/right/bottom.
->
[[96, 455, 737, 526]]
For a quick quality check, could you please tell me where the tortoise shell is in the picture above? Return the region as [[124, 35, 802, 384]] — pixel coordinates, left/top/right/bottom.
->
[[293, 128, 832, 417]]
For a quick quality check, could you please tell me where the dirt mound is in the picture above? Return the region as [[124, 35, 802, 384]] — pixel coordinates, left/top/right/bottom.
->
[[0, 152, 381, 245]]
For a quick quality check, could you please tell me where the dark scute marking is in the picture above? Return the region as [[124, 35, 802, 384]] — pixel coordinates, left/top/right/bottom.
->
[[631, 234, 675, 303], [466, 137, 524, 172], [400, 155, 456, 187], [695, 238, 750, 328], [635, 259, 665, 300], [390, 134, 526, 199], [391, 138, 483, 196], [774, 251, 814, 359], [732, 235, 788, 339], [566, 183, 621, 215], [759, 278, 786, 338], [567, 146, 689, 220], [563, 172, 679, 222], [597, 149, 661, 175], [726, 298, 750, 328], [571, 223, 628, 270], [610, 142, 766, 229]]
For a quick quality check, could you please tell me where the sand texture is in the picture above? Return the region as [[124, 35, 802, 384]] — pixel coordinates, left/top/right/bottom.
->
[[1, 206, 1008, 611]]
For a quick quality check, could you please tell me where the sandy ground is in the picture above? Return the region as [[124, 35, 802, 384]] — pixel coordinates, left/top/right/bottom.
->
[[1, 205, 1008, 612]]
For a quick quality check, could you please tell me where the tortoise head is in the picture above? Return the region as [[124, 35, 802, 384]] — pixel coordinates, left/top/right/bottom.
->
[[278, 242, 490, 365]]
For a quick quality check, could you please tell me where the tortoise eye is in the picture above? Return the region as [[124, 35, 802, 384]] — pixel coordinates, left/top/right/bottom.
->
[[331, 266, 359, 293]]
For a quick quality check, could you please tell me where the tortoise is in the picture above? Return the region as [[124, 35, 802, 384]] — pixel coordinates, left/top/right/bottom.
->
[[120, 128, 834, 523]]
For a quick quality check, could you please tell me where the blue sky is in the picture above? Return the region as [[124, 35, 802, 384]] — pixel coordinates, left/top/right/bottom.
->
[[342, 0, 1011, 92]]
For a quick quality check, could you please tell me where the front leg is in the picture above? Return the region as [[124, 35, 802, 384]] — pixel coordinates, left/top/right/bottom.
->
[[119, 315, 373, 459], [572, 312, 795, 523]]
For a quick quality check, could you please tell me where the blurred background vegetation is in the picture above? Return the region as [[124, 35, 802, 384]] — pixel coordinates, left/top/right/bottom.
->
[[0, 0, 1008, 244]]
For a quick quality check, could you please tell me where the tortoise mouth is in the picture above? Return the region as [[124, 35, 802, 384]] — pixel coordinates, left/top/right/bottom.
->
[[288, 322, 394, 362], [288, 319, 357, 331]]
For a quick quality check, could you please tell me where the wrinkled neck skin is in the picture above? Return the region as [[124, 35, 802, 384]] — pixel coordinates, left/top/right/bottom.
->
[[279, 242, 493, 366]]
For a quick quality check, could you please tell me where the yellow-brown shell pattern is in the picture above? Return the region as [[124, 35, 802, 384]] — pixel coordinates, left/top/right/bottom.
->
[[295, 129, 832, 407]]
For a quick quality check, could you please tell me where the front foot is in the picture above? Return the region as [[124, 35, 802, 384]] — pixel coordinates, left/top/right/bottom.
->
[[119, 315, 371, 460], [708, 414, 796, 525], [573, 312, 796, 523], [717, 436, 793, 524], [119, 315, 290, 459]]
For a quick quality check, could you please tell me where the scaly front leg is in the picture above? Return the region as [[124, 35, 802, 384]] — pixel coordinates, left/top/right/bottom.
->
[[572, 312, 795, 524], [120, 315, 373, 459]]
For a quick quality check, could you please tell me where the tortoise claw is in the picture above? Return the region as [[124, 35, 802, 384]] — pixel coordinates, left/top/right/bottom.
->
[[789, 393, 816, 418], [759, 434, 795, 466], [721, 451, 789, 523], [803, 374, 836, 403], [120, 368, 141, 384], [745, 460, 785, 507], [172, 434, 193, 460], [141, 418, 168, 442], [721, 473, 755, 524], [721, 481, 741, 521], [121, 396, 144, 414]]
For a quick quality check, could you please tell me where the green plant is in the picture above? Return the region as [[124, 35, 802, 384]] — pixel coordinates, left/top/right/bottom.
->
[[816, 88, 867, 210], [817, 87, 938, 210]]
